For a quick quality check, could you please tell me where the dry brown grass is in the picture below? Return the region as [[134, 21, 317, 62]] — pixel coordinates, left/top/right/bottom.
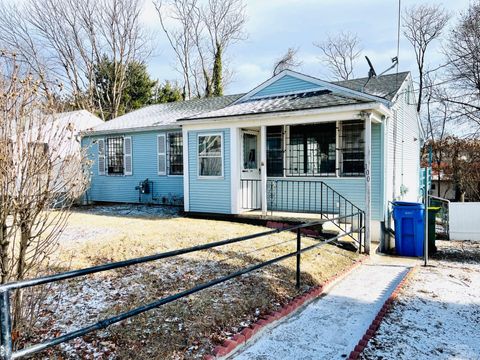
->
[[35, 207, 363, 359]]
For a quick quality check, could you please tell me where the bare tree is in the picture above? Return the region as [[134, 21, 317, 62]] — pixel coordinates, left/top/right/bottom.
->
[[402, 3, 450, 113], [155, 0, 246, 98], [442, 1, 480, 130], [155, 0, 198, 99], [0, 0, 148, 120], [202, 0, 246, 96], [314, 31, 362, 80], [0, 52, 90, 339], [273, 47, 302, 76]]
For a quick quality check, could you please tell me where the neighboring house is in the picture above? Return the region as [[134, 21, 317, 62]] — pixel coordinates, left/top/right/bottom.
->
[[83, 70, 422, 245]]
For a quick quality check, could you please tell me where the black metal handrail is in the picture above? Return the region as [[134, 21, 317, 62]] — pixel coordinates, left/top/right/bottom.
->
[[266, 179, 365, 246], [0, 213, 364, 360]]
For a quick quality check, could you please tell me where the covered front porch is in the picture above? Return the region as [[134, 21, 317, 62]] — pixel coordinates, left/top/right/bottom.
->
[[232, 116, 376, 251]]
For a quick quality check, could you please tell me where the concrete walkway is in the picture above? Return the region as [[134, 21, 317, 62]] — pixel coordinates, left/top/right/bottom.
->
[[233, 258, 412, 359]]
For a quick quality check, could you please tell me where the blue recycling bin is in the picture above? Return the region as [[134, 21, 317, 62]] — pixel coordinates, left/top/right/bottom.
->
[[392, 202, 425, 257]]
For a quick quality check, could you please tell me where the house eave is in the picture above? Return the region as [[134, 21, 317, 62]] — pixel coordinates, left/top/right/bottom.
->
[[178, 102, 391, 126], [82, 124, 182, 137]]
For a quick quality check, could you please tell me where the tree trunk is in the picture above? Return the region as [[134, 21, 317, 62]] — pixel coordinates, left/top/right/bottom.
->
[[204, 69, 212, 97], [12, 223, 30, 330], [212, 42, 223, 97], [0, 220, 9, 284]]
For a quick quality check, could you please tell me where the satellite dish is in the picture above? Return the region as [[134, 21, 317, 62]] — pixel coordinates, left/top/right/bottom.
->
[[365, 56, 377, 79]]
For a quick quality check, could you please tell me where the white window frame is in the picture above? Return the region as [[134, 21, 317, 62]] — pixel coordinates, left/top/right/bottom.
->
[[241, 130, 259, 172], [167, 131, 184, 177], [197, 132, 224, 179]]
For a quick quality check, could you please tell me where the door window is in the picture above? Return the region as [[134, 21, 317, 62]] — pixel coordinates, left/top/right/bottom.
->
[[243, 133, 258, 170]]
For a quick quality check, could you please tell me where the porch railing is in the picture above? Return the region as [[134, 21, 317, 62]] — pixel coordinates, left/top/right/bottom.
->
[[240, 179, 365, 246], [240, 179, 261, 210], [0, 214, 364, 359]]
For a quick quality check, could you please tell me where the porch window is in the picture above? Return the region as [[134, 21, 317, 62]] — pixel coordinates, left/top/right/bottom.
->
[[198, 134, 222, 177], [106, 136, 124, 175], [341, 121, 365, 176], [267, 126, 283, 176], [168, 132, 183, 175], [287, 123, 336, 176]]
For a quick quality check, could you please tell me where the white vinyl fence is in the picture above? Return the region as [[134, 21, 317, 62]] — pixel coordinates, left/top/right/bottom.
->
[[449, 202, 480, 241]]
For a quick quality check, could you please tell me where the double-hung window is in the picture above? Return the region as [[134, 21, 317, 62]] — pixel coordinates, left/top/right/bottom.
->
[[267, 126, 284, 176], [106, 136, 124, 175], [168, 133, 183, 175], [198, 134, 222, 177], [340, 121, 364, 176]]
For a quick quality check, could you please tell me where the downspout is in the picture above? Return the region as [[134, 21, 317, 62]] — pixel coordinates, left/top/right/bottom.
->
[[363, 112, 372, 254]]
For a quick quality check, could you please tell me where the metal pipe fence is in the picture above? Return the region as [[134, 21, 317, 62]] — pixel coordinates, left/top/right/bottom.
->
[[0, 213, 364, 359]]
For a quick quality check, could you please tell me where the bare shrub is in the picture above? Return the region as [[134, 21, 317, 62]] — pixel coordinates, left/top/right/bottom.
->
[[0, 51, 90, 343]]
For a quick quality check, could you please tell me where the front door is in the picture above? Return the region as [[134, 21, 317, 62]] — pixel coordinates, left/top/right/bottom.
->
[[240, 130, 261, 209]]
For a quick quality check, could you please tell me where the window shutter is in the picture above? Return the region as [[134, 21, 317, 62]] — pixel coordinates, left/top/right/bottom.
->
[[98, 138, 106, 175], [157, 134, 167, 175], [124, 136, 132, 176]]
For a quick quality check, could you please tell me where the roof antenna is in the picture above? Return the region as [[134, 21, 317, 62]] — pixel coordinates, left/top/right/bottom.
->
[[379, 56, 399, 76]]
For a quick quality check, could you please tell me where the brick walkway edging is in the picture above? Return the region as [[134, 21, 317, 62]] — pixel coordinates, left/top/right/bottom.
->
[[347, 266, 418, 360], [204, 256, 369, 360]]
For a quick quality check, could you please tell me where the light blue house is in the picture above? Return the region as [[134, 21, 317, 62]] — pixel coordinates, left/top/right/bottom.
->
[[83, 70, 422, 251]]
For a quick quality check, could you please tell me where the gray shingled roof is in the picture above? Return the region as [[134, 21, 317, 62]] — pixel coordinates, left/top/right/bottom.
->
[[334, 72, 409, 100], [181, 72, 409, 121], [87, 71, 409, 132], [88, 94, 242, 133], [182, 90, 374, 120]]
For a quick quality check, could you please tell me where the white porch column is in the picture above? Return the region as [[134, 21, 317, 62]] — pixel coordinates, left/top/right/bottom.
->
[[260, 125, 267, 215], [182, 129, 189, 212], [230, 126, 240, 214], [364, 113, 372, 254]]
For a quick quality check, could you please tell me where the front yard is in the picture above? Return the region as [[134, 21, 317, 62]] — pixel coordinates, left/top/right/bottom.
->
[[26, 205, 361, 359], [361, 240, 480, 359]]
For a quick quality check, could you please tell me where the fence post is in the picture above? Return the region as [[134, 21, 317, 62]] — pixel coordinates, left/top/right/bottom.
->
[[0, 290, 12, 360], [359, 212, 363, 254], [296, 228, 301, 289]]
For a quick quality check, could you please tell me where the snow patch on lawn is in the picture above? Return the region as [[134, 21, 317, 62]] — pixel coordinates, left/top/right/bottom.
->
[[75, 204, 180, 218], [362, 261, 480, 360]]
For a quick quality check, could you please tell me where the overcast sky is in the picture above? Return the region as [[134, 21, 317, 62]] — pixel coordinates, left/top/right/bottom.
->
[[142, 0, 470, 94]]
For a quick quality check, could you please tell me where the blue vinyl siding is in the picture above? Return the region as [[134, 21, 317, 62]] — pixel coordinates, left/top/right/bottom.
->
[[188, 129, 231, 214], [83, 131, 183, 204], [254, 75, 320, 97]]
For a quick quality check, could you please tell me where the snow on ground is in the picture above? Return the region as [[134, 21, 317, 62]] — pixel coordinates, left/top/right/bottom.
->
[[233, 263, 409, 360], [75, 204, 181, 218], [362, 242, 480, 360]]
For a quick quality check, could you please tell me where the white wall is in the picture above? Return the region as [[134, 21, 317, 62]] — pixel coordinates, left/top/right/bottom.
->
[[450, 202, 480, 241]]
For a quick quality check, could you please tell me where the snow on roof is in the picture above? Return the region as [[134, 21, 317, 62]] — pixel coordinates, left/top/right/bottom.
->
[[89, 95, 242, 134], [182, 90, 373, 120], [52, 110, 104, 132]]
